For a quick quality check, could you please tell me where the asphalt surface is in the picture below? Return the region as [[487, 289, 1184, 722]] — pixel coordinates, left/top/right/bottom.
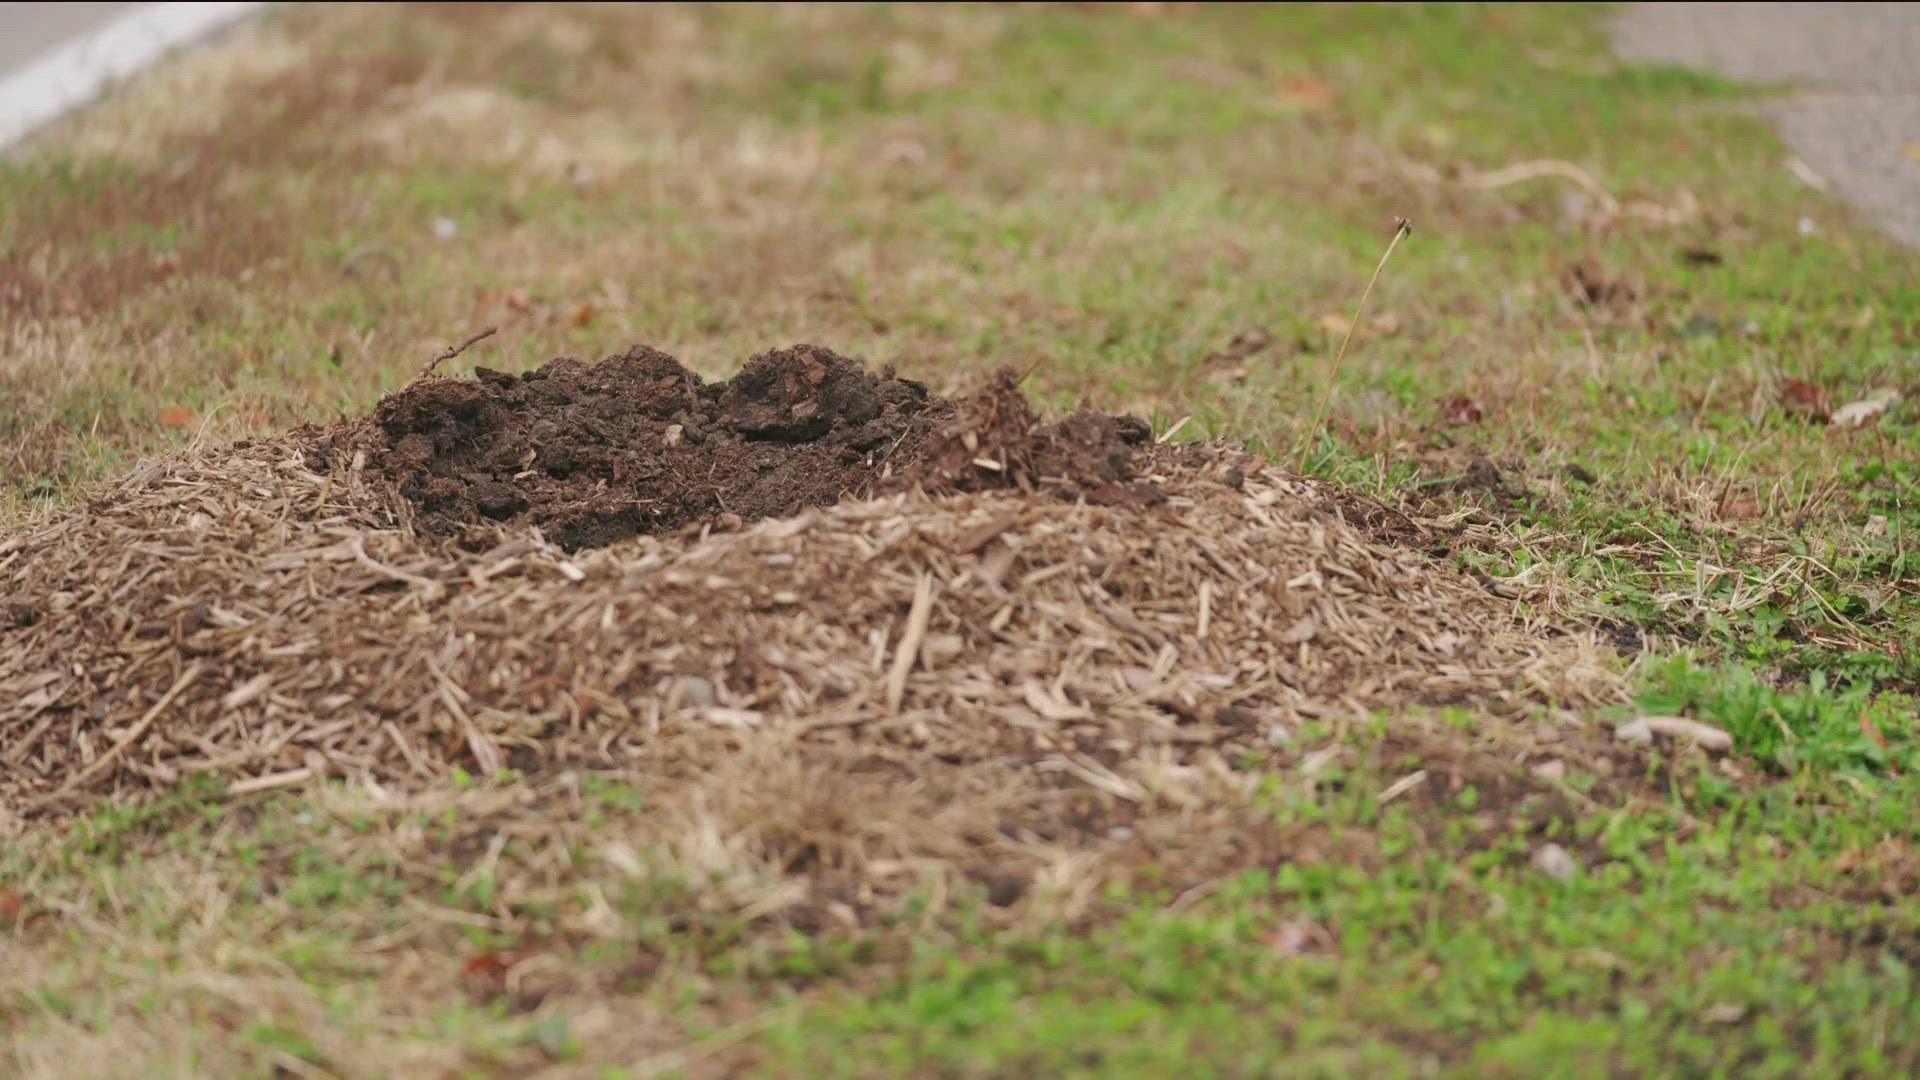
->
[[1614, 2, 1920, 248], [0, 2, 132, 75]]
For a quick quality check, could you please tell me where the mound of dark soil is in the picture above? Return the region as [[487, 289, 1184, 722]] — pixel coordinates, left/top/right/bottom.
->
[[369, 344, 935, 550], [363, 344, 1159, 550], [902, 369, 1157, 507]]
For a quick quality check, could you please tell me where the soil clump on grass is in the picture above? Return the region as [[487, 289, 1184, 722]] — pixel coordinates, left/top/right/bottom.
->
[[363, 344, 1158, 550]]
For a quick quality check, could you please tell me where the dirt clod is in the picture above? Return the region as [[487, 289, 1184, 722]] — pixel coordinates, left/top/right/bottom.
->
[[902, 369, 1159, 507]]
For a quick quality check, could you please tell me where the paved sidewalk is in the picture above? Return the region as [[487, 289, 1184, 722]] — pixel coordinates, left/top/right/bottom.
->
[[0, 3, 133, 76], [0, 1, 262, 152], [1614, 2, 1920, 248]]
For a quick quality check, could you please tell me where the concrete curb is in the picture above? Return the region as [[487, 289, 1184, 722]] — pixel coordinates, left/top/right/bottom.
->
[[0, 1, 268, 152]]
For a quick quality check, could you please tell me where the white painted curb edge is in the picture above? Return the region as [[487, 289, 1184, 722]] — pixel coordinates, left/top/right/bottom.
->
[[0, 1, 269, 152]]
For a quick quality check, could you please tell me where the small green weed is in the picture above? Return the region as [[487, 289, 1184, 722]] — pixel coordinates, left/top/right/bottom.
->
[[1636, 654, 1917, 775]]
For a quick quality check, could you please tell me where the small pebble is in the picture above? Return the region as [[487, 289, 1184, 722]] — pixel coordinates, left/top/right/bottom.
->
[[1703, 1003, 1748, 1025], [1532, 842, 1578, 883], [682, 675, 716, 709]]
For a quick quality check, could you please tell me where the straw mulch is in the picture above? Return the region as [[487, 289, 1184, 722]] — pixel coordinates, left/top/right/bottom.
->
[[0, 421, 1623, 824]]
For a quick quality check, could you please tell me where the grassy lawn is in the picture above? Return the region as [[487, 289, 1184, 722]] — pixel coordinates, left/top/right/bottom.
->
[[4, 2, 1920, 1075]]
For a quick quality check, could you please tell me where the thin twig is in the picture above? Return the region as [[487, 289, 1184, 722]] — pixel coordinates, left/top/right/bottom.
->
[[1298, 218, 1411, 476], [414, 324, 498, 381]]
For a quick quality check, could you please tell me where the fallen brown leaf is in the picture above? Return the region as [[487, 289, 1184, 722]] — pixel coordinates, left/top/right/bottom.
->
[[1827, 838, 1920, 902], [1261, 917, 1331, 957], [1204, 364, 1248, 388], [1778, 378, 1831, 422], [1833, 838, 1916, 876], [1860, 713, 1888, 748], [1563, 260, 1634, 308], [1438, 396, 1483, 426], [1859, 715, 1896, 773], [1315, 312, 1365, 338], [460, 946, 546, 1004], [1278, 74, 1337, 112], [159, 406, 197, 431], [463, 949, 516, 981]]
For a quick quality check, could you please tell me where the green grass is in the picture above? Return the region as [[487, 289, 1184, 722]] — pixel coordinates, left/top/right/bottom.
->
[[765, 767, 1920, 1078], [10, 701, 1919, 1076], [1636, 655, 1918, 775], [4, 1, 1920, 1075]]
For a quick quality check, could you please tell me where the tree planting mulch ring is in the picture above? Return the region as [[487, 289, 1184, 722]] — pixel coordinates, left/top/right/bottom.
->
[[0, 343, 1623, 826]]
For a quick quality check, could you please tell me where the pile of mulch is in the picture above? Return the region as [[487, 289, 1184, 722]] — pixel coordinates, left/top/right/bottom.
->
[[0, 344, 1624, 822]]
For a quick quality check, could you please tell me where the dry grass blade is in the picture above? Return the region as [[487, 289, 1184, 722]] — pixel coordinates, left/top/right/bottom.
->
[[1299, 218, 1411, 474], [413, 324, 498, 382]]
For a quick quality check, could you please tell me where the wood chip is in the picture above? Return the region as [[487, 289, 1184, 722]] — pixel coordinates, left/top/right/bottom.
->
[[885, 573, 935, 713]]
